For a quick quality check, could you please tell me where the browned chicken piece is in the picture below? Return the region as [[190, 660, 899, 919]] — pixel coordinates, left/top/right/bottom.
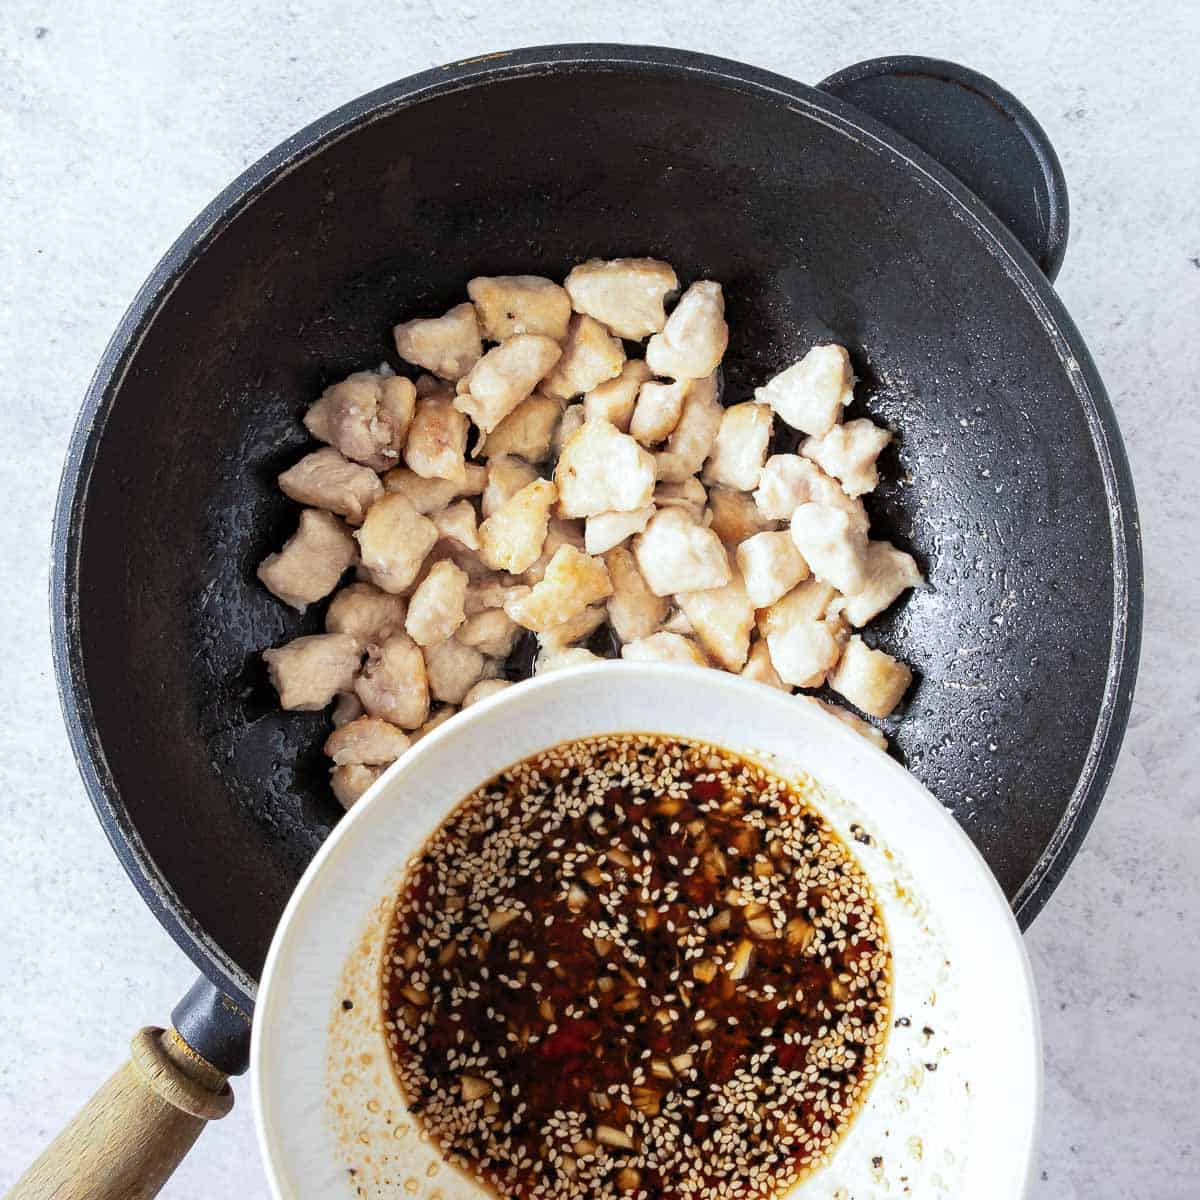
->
[[393, 302, 482, 381], [633, 507, 731, 597], [480, 393, 562, 462], [789, 502, 870, 595], [840, 541, 924, 627], [277, 447, 383, 525], [382, 463, 486, 513], [455, 334, 563, 433], [354, 633, 430, 729], [520, 516, 587, 585], [827, 636, 912, 718], [537, 603, 607, 650], [331, 691, 365, 727], [482, 455, 540, 518], [796, 695, 888, 751], [404, 393, 470, 484], [555, 419, 656, 517], [564, 258, 679, 340], [405, 560, 469, 646], [661, 607, 695, 635], [677, 569, 755, 671], [409, 706, 458, 743], [541, 314, 626, 401], [740, 638, 787, 691], [303, 371, 415, 471], [467, 275, 572, 341], [423, 637, 488, 705], [655, 373, 724, 482], [330, 764, 384, 810], [464, 577, 531, 616], [552, 403, 586, 457], [646, 281, 728, 380], [431, 499, 480, 551], [630, 379, 689, 445], [354, 493, 439, 594], [706, 487, 777, 546], [801, 418, 893, 498], [258, 509, 357, 611], [462, 679, 513, 708], [505, 545, 613, 632], [263, 633, 361, 711], [584, 506, 655, 556], [325, 582, 408, 646], [755, 343, 854, 438], [703, 402, 773, 492], [536, 646, 604, 673], [737, 530, 810, 608], [323, 716, 411, 765], [479, 478, 557, 573], [621, 631, 709, 667], [653, 477, 707, 522], [583, 360, 652, 432], [457, 608, 522, 659]]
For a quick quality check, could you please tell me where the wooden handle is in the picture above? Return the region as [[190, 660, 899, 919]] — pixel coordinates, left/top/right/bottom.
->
[[6, 1027, 233, 1200]]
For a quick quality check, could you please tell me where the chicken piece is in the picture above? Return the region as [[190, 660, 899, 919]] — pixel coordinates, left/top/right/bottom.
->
[[324, 716, 411, 766], [840, 541, 924, 627], [404, 560, 468, 647], [621, 632, 709, 667], [801, 418, 892, 498], [521, 517, 587, 584], [553, 403, 586, 457], [703, 402, 773, 491], [382, 463, 486, 513], [478, 478, 557, 573], [410, 706, 458, 743], [331, 691, 365, 727], [737, 531, 810, 608], [438, 542, 493, 582], [325, 582, 408, 646], [505, 546, 612, 632], [462, 679, 514, 708], [706, 488, 776, 546], [741, 638, 787, 691], [258, 509, 357, 611], [756, 579, 839, 640], [630, 379, 689, 445], [677, 570, 754, 671], [755, 344, 854, 437], [536, 646, 604, 673], [480, 394, 562, 462], [454, 334, 562, 433], [789, 503, 870, 595], [482, 455, 540, 518], [458, 608, 522, 659], [464, 577, 530, 616], [278, 448, 384, 526], [753, 454, 868, 528], [431, 499, 479, 551], [654, 477, 707, 522], [633, 508, 731, 597], [538, 604, 607, 649], [564, 258, 679, 340], [555, 419, 656, 517], [354, 633, 429, 729], [263, 633, 361, 711], [354, 493, 439, 594], [645, 281, 728, 380], [766, 615, 848, 689], [393, 302, 482, 381], [796, 695, 888, 751], [423, 637, 488, 705], [541, 314, 625, 401], [661, 608, 694, 635], [467, 275, 572, 341], [655, 373, 724, 482], [605, 547, 669, 643], [827, 635, 913, 718], [584, 505, 655, 556], [330, 764, 384, 811], [304, 372, 416, 471], [403, 394, 470, 484], [584, 360, 652, 432]]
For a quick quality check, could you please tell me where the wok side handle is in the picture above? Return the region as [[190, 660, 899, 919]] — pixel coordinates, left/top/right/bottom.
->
[[819, 56, 1070, 280], [6, 979, 250, 1200]]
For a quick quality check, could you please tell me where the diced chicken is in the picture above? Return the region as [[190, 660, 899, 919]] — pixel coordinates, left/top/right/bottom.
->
[[553, 403, 586, 456], [382, 463, 486, 513], [354, 633, 430, 729], [630, 380, 689, 445], [584, 360, 652, 432], [506, 546, 612, 632], [753, 454, 868, 528], [661, 608, 694, 635], [654, 477, 707, 522], [405, 560, 468, 646], [304, 372, 416, 471], [677, 570, 754, 671], [756, 579, 839, 640], [278, 448, 384, 525], [646, 281, 728, 380], [827, 635, 913, 718], [755, 343, 854, 437], [633, 508, 730, 597], [621, 632, 709, 667], [541, 314, 625, 401], [655, 373, 724, 482], [458, 608, 522, 659], [789, 503, 870, 595], [403, 395, 470, 484], [564, 258, 679, 340], [481, 394, 562, 462], [706, 487, 776, 546], [410, 706, 458, 743], [323, 716, 411, 765], [766, 615, 848, 689], [331, 691, 365, 727], [584, 505, 655, 556], [423, 637, 488, 705], [431, 499, 479, 551], [258, 509, 357, 610], [521, 517, 587, 584], [796, 695, 888, 751], [538, 604, 607, 649], [464, 577, 530, 616], [740, 638, 787, 691], [393, 302, 482, 381], [438, 542, 492, 581], [737, 531, 810, 608], [330, 764, 384, 811], [467, 275, 572, 341], [263, 634, 361, 711], [482, 455, 540, 518], [479, 478, 557, 573], [536, 646, 604, 673], [462, 679, 513, 708], [605, 547, 669, 643], [703, 402, 773, 491], [455, 334, 562, 434], [555, 419, 656, 517], [801, 418, 892, 497], [840, 541, 924, 627], [354, 493, 439, 594], [325, 582, 408, 645]]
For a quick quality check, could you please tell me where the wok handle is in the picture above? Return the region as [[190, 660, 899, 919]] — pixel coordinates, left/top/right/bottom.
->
[[819, 56, 1070, 280]]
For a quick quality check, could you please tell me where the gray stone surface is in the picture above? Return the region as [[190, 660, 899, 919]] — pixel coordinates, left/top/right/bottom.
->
[[0, 1, 1195, 1196]]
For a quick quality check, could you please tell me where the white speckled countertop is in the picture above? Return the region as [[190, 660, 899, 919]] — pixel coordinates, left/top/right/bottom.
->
[[1, 2, 1196, 1196]]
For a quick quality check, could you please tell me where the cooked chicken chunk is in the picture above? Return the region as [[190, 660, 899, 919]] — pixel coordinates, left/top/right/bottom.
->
[[538, 604, 607, 650], [393, 302, 483, 381], [355, 633, 430, 729], [431, 499, 480, 551], [464, 576, 530, 616], [553, 403, 586, 456], [646, 281, 728, 380], [655, 373, 723, 482], [756, 579, 839, 640], [741, 638, 787, 691], [383, 463, 486, 513], [278, 448, 383, 525], [654, 477, 708, 522], [457, 608, 522, 659], [405, 560, 468, 646], [840, 541, 923, 627], [403, 394, 470, 484], [737, 530, 810, 608], [703, 402, 773, 491], [462, 679, 513, 708], [467, 275, 572, 341], [541, 314, 626, 400], [325, 582, 408, 645], [706, 487, 776, 546], [331, 691, 365, 727], [482, 455, 541, 517], [304, 372, 416, 471], [789, 502, 870, 595], [324, 716, 411, 766], [766, 614, 848, 689], [796, 695, 888, 751], [354, 493, 439, 594], [410, 706, 459, 743], [661, 608, 695, 636], [258, 509, 357, 610], [479, 478, 557, 573], [753, 454, 868, 527], [755, 343, 854, 437], [584, 505, 655, 555], [505, 546, 613, 632], [605, 547, 669, 643], [827, 635, 913, 718], [521, 516, 587, 584], [536, 646, 604, 673], [481, 393, 562, 462], [801, 418, 892, 497], [584, 360, 652, 432], [423, 637, 488, 705], [263, 634, 361, 711], [564, 258, 679, 340], [621, 632, 709, 667], [633, 508, 731, 597], [630, 379, 689, 445], [555, 419, 656, 517], [330, 764, 384, 810], [455, 334, 562, 433], [676, 570, 754, 671]]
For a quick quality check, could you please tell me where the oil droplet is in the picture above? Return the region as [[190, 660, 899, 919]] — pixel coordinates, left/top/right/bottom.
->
[[426, 1162, 441, 1178], [367, 1098, 381, 1114], [403, 1177, 420, 1194]]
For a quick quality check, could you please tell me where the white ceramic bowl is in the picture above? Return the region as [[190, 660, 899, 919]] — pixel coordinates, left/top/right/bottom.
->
[[253, 664, 1041, 1199]]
